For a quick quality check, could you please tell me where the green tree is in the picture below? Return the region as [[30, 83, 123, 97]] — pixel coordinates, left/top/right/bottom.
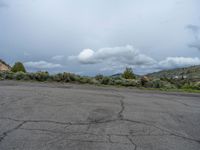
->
[[122, 67, 135, 79], [11, 62, 26, 73]]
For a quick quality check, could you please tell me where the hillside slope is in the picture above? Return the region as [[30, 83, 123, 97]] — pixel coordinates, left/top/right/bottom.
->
[[0, 59, 11, 71], [147, 65, 200, 79]]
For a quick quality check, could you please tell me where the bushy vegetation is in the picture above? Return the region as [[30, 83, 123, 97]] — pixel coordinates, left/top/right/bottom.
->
[[141, 76, 150, 86], [145, 79, 176, 89], [0, 59, 199, 93], [0, 67, 200, 92], [122, 67, 136, 79], [11, 62, 26, 73], [147, 65, 200, 79]]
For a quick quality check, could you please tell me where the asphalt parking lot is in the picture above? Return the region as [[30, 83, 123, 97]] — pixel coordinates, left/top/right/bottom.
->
[[0, 81, 200, 150]]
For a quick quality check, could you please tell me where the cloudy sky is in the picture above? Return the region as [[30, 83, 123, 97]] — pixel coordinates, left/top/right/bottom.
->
[[0, 0, 200, 75]]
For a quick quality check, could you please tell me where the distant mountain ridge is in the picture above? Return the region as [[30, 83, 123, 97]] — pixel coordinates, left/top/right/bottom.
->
[[147, 65, 200, 79], [110, 73, 122, 78]]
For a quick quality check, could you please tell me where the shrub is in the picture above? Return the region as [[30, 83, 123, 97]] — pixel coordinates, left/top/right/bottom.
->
[[183, 82, 200, 90], [68, 73, 76, 81], [50, 72, 78, 82], [62, 72, 77, 82], [107, 78, 115, 85], [3, 72, 14, 80], [122, 67, 136, 79], [141, 76, 150, 86], [52, 73, 63, 82], [34, 71, 50, 81], [90, 78, 100, 85], [113, 79, 124, 85], [73, 75, 81, 82], [101, 77, 110, 85], [146, 79, 175, 89], [121, 79, 139, 86], [78, 77, 91, 84], [95, 74, 104, 81], [162, 81, 176, 89], [194, 82, 200, 90], [150, 79, 164, 88], [0, 72, 4, 80], [13, 71, 26, 80], [23, 74, 31, 81], [28, 73, 36, 80], [0, 72, 6, 80], [11, 62, 26, 73]]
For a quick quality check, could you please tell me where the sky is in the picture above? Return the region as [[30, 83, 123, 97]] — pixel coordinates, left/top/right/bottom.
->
[[0, 0, 200, 76]]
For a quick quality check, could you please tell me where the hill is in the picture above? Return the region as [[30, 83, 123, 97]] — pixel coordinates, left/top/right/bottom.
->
[[110, 73, 122, 78], [0, 59, 11, 71], [147, 65, 200, 79]]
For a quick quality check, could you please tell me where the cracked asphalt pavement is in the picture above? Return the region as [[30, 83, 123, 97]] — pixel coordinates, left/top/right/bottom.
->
[[0, 81, 200, 150]]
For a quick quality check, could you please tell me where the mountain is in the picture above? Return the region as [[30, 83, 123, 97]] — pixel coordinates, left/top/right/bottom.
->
[[110, 73, 122, 78], [147, 65, 200, 79]]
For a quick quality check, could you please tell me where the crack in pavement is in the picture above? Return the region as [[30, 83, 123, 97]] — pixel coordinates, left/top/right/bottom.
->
[[118, 100, 125, 119], [126, 135, 137, 150], [17, 127, 171, 138], [155, 96, 200, 108], [106, 134, 113, 143], [19, 128, 135, 146], [123, 118, 200, 144], [19, 128, 133, 145], [49, 138, 131, 145], [0, 94, 200, 146], [1, 115, 200, 145], [0, 121, 26, 143], [174, 100, 200, 108], [0, 116, 200, 146], [115, 95, 200, 145]]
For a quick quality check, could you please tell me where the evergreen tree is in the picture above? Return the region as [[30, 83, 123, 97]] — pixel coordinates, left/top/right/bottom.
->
[[122, 67, 135, 79], [11, 62, 26, 73]]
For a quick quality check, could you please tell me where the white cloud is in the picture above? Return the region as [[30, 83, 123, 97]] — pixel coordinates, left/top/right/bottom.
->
[[158, 57, 200, 69], [75, 45, 156, 66], [78, 49, 96, 64], [52, 55, 64, 61], [24, 61, 62, 69], [71, 45, 200, 74]]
